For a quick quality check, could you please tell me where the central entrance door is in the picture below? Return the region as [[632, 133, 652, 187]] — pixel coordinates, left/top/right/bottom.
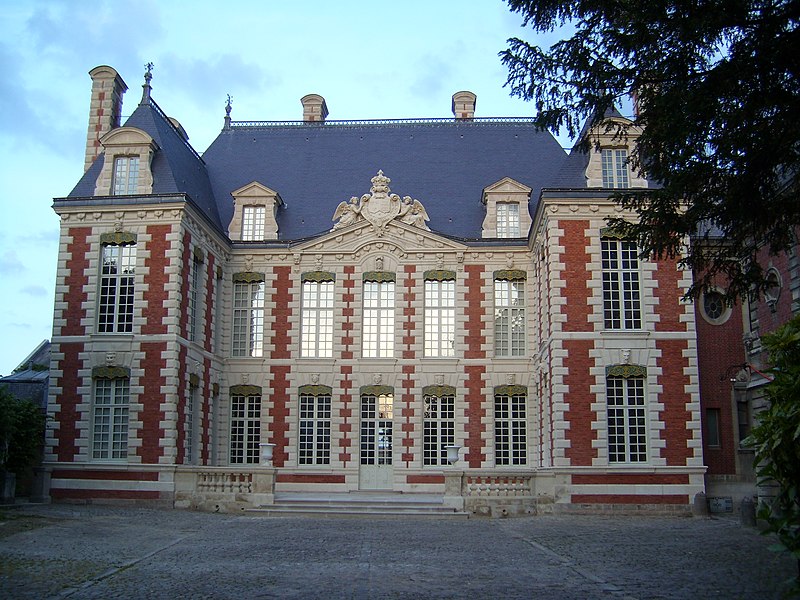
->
[[359, 394, 393, 490]]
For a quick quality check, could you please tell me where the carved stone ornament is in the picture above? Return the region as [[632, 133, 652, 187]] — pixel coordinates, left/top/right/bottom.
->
[[331, 170, 430, 232]]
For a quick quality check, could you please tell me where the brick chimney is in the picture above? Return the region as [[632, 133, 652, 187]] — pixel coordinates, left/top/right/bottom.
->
[[301, 94, 329, 122], [452, 91, 477, 120], [84, 66, 128, 172]]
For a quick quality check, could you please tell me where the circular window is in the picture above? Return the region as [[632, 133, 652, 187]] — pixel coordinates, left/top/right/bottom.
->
[[701, 290, 731, 325]]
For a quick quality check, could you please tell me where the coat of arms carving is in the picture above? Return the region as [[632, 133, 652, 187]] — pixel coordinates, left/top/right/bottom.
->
[[332, 170, 430, 233]]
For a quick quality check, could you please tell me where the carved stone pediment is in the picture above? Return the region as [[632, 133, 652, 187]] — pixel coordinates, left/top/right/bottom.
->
[[332, 170, 430, 233]]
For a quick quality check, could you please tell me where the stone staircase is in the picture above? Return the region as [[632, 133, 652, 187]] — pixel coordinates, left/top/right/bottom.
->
[[245, 492, 469, 519]]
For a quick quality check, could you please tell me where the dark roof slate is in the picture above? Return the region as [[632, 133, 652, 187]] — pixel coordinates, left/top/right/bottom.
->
[[202, 119, 578, 239]]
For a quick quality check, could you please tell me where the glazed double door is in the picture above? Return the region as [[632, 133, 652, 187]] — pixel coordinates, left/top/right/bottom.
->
[[359, 394, 393, 490]]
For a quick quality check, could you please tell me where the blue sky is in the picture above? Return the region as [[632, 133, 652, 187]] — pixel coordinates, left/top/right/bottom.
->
[[0, 0, 572, 375]]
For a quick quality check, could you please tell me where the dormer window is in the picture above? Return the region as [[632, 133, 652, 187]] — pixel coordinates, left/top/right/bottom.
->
[[242, 206, 266, 241], [496, 203, 520, 238], [601, 149, 629, 189], [112, 156, 140, 195]]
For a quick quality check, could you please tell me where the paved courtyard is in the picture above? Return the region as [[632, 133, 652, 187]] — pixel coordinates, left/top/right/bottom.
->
[[0, 504, 796, 599]]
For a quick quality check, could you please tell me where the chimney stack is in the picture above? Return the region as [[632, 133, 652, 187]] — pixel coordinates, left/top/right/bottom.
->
[[84, 66, 128, 172], [452, 91, 477, 120], [301, 94, 329, 122]]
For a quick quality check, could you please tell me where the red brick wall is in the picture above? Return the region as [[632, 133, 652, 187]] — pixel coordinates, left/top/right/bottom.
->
[[695, 299, 743, 475], [657, 339, 692, 466], [201, 357, 212, 465], [340, 266, 355, 360], [178, 231, 191, 340], [270, 266, 292, 360], [464, 365, 486, 468], [463, 265, 486, 360], [137, 342, 166, 463], [401, 265, 417, 360], [142, 224, 171, 335], [61, 227, 91, 336], [401, 364, 416, 466], [269, 365, 291, 467], [561, 220, 592, 332], [54, 343, 84, 462], [563, 339, 597, 465], [204, 254, 216, 352], [339, 365, 353, 466], [654, 258, 687, 332]]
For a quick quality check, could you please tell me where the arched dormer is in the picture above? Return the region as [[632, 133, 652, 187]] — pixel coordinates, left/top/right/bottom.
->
[[228, 181, 284, 241], [481, 177, 532, 239], [93, 127, 158, 196], [584, 116, 648, 189]]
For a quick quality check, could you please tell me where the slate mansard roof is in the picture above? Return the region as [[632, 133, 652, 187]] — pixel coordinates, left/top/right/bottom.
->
[[67, 94, 589, 241]]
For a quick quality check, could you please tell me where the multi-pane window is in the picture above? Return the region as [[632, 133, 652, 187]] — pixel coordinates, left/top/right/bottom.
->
[[360, 394, 393, 465], [601, 149, 629, 189], [232, 280, 265, 357], [92, 378, 130, 460], [112, 156, 140, 195], [495, 392, 527, 466], [424, 279, 455, 357], [99, 244, 136, 333], [230, 394, 261, 464], [423, 394, 455, 466], [301, 280, 334, 358], [242, 206, 266, 241], [184, 386, 197, 465], [495, 278, 526, 356], [607, 376, 647, 462], [363, 280, 395, 358], [497, 202, 520, 237], [601, 239, 642, 330], [298, 393, 331, 465], [188, 257, 201, 342]]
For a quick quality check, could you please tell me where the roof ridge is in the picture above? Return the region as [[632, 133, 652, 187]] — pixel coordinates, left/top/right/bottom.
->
[[230, 116, 538, 129], [145, 97, 205, 163]]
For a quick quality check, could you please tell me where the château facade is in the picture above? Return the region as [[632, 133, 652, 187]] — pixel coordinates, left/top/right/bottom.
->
[[44, 65, 706, 514]]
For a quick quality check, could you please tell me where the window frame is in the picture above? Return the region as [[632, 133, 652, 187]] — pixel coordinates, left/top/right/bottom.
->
[[232, 279, 265, 358], [494, 390, 527, 466], [91, 377, 130, 461], [363, 279, 395, 358], [496, 202, 521, 238], [229, 393, 261, 465], [298, 392, 332, 466], [494, 277, 526, 357], [606, 375, 648, 463], [241, 205, 266, 241], [98, 242, 136, 334], [601, 238, 642, 330], [601, 148, 630, 189], [423, 393, 456, 466], [112, 156, 140, 195], [300, 279, 335, 358], [424, 278, 456, 358]]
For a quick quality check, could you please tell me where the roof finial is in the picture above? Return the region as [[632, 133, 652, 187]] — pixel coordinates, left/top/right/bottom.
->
[[224, 94, 233, 131], [141, 62, 154, 104]]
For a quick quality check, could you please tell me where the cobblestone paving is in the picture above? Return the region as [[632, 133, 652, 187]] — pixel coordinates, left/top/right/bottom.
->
[[0, 505, 796, 599]]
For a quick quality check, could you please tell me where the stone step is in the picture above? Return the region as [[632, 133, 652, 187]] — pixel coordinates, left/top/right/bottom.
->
[[245, 492, 469, 519]]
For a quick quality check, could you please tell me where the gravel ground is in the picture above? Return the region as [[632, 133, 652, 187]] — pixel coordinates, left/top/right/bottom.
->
[[1, 504, 796, 599]]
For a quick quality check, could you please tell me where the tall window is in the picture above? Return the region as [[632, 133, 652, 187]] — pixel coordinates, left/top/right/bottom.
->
[[188, 256, 201, 342], [99, 243, 136, 333], [423, 393, 455, 466], [607, 376, 647, 463], [230, 393, 261, 464], [495, 391, 527, 466], [601, 149, 629, 188], [92, 378, 130, 460], [298, 392, 331, 465], [497, 203, 520, 237], [112, 156, 140, 195], [495, 277, 526, 356], [601, 238, 642, 330], [301, 279, 334, 358], [242, 206, 266, 241], [232, 279, 265, 357], [185, 386, 197, 465], [363, 280, 395, 358], [424, 278, 455, 357]]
